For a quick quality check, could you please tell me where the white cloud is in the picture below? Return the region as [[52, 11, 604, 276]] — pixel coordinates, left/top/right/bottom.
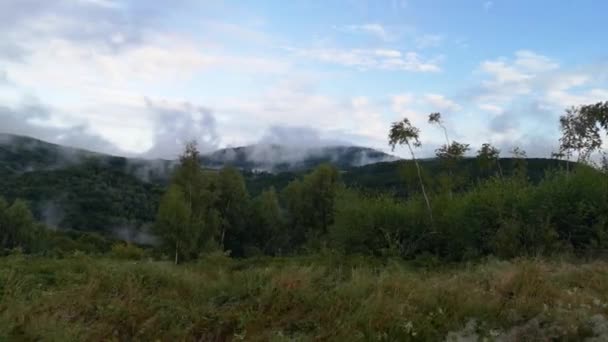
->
[[480, 51, 560, 87], [470, 50, 608, 159], [391, 93, 427, 127], [288, 47, 441, 72], [481, 61, 532, 85], [7, 34, 287, 93], [476, 50, 607, 110], [545, 88, 608, 109], [483, 1, 493, 11], [339, 23, 393, 41], [374, 49, 402, 58], [0, 70, 7, 84], [548, 73, 589, 91], [478, 103, 504, 114], [424, 93, 461, 111], [0, 0, 297, 155], [514, 50, 559, 72], [391, 93, 414, 112], [475, 51, 564, 104], [214, 78, 395, 150]]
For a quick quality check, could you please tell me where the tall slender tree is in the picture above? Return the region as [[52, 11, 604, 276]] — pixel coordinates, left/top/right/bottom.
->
[[305, 164, 341, 237], [250, 187, 285, 255], [429, 112, 471, 195], [155, 185, 192, 264], [428, 112, 450, 147], [388, 118, 433, 224], [156, 141, 215, 263], [281, 164, 341, 249], [216, 166, 249, 253]]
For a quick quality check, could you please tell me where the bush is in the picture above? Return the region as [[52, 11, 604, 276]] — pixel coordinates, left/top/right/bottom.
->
[[110, 243, 146, 260], [328, 167, 608, 262], [330, 189, 415, 256], [76, 233, 113, 254]]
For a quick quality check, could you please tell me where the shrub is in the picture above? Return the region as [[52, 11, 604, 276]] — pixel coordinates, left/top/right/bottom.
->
[[110, 243, 146, 260]]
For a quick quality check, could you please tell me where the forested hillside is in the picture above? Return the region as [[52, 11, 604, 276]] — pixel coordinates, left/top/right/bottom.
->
[[0, 133, 576, 241]]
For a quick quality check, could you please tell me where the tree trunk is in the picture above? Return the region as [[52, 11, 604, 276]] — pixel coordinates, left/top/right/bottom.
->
[[175, 241, 179, 265], [440, 124, 454, 198], [497, 160, 504, 178], [407, 143, 434, 227], [220, 227, 226, 249], [440, 124, 450, 147]]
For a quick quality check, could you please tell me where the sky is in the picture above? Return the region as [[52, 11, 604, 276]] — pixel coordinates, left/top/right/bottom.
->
[[0, 0, 607, 159]]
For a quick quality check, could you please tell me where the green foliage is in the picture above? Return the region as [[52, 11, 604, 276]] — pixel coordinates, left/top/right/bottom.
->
[[0, 164, 163, 233], [330, 189, 414, 256], [559, 105, 604, 163], [110, 243, 146, 260], [1, 102, 607, 263], [303, 164, 341, 236], [477, 143, 502, 178], [155, 142, 226, 262], [435, 141, 471, 167], [217, 166, 250, 255], [282, 164, 341, 250], [329, 166, 608, 261], [154, 185, 193, 264], [434, 141, 472, 195], [581, 101, 608, 131], [248, 187, 286, 255], [388, 118, 421, 150], [0, 197, 37, 252], [510, 146, 528, 180]]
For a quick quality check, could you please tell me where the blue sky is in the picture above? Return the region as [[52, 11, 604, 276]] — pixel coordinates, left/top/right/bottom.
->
[[0, 0, 607, 158]]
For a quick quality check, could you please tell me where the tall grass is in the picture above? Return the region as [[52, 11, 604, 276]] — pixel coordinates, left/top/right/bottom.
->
[[2, 255, 608, 341]]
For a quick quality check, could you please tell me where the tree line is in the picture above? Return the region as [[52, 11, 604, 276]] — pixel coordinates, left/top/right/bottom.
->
[[2, 101, 607, 263], [153, 101, 608, 263]]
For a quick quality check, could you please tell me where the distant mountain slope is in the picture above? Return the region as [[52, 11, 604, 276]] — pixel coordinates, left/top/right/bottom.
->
[[0, 133, 98, 174], [0, 134, 398, 176], [202, 144, 399, 172], [0, 133, 175, 181]]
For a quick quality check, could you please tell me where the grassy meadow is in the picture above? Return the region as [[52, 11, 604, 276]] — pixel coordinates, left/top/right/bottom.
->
[[2, 253, 608, 341]]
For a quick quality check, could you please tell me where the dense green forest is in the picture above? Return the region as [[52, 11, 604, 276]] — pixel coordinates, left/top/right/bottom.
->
[[0, 140, 577, 240], [1, 101, 607, 262]]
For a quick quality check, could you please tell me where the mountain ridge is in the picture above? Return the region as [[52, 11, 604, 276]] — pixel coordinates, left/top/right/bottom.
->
[[0, 133, 399, 175]]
